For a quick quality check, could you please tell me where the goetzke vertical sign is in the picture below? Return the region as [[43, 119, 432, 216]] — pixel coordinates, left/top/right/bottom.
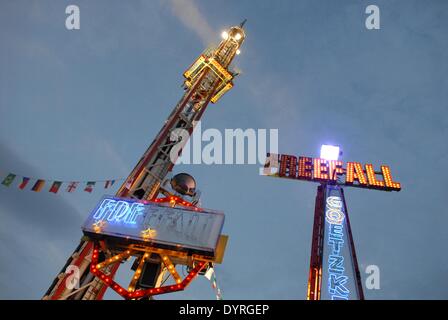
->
[[263, 153, 401, 191], [321, 185, 359, 300]]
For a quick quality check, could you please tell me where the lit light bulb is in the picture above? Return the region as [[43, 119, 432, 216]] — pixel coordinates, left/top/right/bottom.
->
[[236, 49, 241, 55], [320, 144, 340, 161], [221, 31, 229, 40], [235, 33, 242, 40]]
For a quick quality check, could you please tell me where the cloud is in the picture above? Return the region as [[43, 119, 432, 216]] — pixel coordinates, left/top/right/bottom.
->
[[168, 0, 216, 45]]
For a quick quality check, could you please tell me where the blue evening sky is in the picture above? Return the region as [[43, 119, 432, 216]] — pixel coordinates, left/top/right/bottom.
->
[[0, 0, 447, 299]]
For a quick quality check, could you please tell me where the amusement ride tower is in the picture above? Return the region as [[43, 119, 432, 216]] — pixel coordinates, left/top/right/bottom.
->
[[44, 21, 246, 300]]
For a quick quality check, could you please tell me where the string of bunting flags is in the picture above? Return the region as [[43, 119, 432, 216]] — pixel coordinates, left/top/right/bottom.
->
[[0, 172, 124, 194]]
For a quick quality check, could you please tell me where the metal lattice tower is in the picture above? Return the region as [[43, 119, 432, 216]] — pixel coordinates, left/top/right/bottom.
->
[[43, 23, 246, 300]]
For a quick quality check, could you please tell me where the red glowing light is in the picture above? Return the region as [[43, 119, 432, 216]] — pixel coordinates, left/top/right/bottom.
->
[[279, 154, 297, 178], [381, 165, 401, 190], [328, 160, 343, 181], [313, 158, 329, 180], [298, 157, 313, 179], [90, 246, 204, 299], [365, 164, 385, 188], [346, 162, 367, 185]]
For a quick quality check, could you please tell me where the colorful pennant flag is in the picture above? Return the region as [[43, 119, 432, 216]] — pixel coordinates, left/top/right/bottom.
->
[[66, 181, 79, 193], [104, 180, 115, 189], [204, 267, 214, 281], [31, 179, 45, 192], [1, 173, 16, 187], [204, 266, 223, 300], [49, 181, 62, 194], [18, 177, 30, 190], [84, 181, 96, 193]]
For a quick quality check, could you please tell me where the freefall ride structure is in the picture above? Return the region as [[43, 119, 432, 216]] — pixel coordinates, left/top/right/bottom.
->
[[43, 22, 246, 300]]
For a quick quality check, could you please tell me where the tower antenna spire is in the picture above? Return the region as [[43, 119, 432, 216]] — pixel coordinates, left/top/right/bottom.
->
[[239, 19, 247, 28]]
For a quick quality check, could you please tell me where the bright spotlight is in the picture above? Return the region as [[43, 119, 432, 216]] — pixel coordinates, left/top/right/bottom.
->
[[320, 145, 340, 161], [234, 33, 242, 40], [221, 31, 229, 40], [236, 49, 241, 55]]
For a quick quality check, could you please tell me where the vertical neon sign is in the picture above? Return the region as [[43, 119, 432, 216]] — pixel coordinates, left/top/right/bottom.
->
[[320, 185, 362, 300], [325, 195, 350, 300]]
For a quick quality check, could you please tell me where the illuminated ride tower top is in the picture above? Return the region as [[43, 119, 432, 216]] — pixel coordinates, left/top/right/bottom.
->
[[44, 21, 246, 300]]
